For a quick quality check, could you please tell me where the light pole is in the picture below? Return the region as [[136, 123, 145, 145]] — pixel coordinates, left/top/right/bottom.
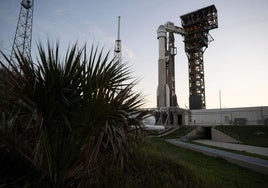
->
[[219, 90, 222, 125]]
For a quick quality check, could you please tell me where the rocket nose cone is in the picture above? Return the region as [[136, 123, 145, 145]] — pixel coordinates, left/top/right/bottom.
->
[[157, 25, 166, 33], [157, 25, 166, 38]]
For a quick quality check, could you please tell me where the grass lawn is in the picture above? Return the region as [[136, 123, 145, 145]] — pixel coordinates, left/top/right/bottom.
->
[[148, 137, 268, 188]]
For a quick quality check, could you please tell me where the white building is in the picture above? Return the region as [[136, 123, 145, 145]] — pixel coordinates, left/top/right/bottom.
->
[[188, 106, 268, 126]]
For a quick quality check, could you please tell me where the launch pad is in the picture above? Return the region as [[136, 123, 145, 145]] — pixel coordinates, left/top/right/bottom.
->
[[154, 5, 268, 127], [156, 5, 218, 125]]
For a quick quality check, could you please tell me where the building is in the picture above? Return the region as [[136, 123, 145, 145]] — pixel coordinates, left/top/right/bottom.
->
[[188, 106, 268, 126]]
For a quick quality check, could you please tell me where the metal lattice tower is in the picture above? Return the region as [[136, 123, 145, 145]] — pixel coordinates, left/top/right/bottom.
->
[[181, 5, 218, 109], [10, 0, 34, 63]]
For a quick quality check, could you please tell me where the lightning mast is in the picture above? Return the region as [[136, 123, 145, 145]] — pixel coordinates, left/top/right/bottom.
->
[[114, 16, 121, 63], [10, 0, 34, 63]]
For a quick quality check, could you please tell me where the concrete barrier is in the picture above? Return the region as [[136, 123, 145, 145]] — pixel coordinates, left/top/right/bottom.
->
[[211, 128, 241, 143]]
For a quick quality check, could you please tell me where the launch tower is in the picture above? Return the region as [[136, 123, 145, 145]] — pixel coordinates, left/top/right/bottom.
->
[[10, 0, 34, 63], [181, 5, 218, 109]]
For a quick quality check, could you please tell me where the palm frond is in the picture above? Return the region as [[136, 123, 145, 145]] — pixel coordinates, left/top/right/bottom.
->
[[0, 41, 149, 186]]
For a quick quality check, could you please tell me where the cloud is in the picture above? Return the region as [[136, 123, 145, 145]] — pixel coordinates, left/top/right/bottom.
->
[[82, 20, 114, 44], [55, 9, 65, 16], [34, 18, 136, 61]]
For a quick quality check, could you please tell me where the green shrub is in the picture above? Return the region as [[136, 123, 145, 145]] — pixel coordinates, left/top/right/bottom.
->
[[0, 42, 148, 187]]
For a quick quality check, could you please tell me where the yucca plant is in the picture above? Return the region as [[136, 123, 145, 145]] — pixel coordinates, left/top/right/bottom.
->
[[0, 42, 148, 187]]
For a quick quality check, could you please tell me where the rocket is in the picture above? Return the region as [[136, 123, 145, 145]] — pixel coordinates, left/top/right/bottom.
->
[[157, 25, 169, 108], [157, 25, 178, 108]]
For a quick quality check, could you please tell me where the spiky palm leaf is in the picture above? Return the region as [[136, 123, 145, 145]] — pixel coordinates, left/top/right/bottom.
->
[[0, 42, 147, 187]]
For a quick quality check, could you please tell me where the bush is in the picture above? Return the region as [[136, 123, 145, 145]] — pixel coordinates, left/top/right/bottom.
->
[[0, 42, 148, 187]]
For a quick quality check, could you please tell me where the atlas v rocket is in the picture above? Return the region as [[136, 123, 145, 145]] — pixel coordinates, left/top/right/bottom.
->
[[157, 25, 168, 108], [157, 23, 180, 108]]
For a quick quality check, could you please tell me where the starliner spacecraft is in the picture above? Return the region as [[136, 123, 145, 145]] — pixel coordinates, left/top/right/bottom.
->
[[157, 5, 218, 110]]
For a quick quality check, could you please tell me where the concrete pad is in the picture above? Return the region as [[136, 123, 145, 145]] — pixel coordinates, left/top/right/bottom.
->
[[194, 140, 268, 157], [166, 139, 268, 175]]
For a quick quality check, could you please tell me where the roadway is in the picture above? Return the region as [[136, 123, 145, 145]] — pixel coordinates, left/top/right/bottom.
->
[[166, 139, 268, 175], [194, 140, 268, 157]]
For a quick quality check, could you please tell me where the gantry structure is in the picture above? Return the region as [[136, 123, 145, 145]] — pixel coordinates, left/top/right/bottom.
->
[[157, 5, 218, 111], [181, 5, 218, 109]]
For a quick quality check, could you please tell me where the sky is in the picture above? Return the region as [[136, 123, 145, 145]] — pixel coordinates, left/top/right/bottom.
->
[[1, 0, 268, 109]]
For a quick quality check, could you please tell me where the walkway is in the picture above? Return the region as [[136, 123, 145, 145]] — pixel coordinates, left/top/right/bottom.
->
[[166, 139, 268, 175], [194, 140, 268, 157]]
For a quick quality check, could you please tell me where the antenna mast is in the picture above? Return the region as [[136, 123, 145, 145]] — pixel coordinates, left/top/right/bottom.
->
[[114, 16, 121, 63], [10, 0, 34, 63]]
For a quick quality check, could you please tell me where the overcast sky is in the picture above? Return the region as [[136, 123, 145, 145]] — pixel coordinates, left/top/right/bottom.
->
[[1, 0, 268, 109]]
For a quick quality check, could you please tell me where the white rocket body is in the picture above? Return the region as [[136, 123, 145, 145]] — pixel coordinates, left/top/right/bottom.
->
[[157, 25, 170, 108]]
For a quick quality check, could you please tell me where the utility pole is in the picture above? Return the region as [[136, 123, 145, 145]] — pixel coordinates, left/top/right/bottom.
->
[[219, 90, 222, 109], [219, 89, 223, 124]]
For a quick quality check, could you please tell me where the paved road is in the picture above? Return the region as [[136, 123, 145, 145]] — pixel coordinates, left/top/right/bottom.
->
[[166, 139, 268, 175], [194, 140, 268, 157]]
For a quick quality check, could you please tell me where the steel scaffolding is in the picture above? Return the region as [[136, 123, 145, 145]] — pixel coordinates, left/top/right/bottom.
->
[[181, 5, 218, 109]]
